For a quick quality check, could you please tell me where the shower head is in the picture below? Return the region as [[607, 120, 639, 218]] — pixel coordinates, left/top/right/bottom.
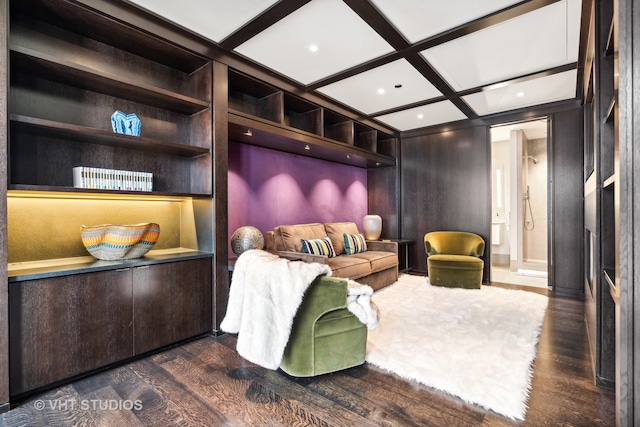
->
[[524, 155, 540, 165]]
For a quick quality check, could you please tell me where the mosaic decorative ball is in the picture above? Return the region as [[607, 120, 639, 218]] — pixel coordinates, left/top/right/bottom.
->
[[231, 226, 264, 256]]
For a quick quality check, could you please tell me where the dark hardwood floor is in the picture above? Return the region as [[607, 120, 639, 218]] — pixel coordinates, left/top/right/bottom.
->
[[1, 281, 615, 426]]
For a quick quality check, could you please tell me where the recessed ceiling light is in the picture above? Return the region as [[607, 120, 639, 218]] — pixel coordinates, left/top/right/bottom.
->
[[516, 91, 525, 97], [304, 144, 311, 150], [377, 88, 385, 95], [417, 114, 424, 119], [307, 44, 319, 53], [243, 129, 253, 136], [346, 154, 351, 159]]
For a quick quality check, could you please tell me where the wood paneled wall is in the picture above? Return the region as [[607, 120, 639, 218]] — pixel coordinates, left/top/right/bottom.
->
[[0, 0, 8, 413], [398, 104, 584, 295], [212, 61, 229, 332], [368, 156, 400, 240], [550, 108, 584, 296], [400, 125, 491, 280]]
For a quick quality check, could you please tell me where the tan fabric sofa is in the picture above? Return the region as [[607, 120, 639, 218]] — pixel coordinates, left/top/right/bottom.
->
[[265, 222, 398, 291]]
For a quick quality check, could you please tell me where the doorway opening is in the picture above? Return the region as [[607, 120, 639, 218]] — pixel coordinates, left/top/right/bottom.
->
[[490, 118, 549, 289]]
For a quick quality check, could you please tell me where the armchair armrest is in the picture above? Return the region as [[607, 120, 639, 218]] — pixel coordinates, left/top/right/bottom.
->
[[366, 240, 398, 254], [268, 250, 329, 264], [282, 276, 348, 371], [296, 276, 348, 322]]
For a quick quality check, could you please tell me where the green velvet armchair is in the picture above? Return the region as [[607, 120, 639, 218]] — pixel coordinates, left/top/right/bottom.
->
[[424, 231, 485, 289], [280, 276, 367, 377]]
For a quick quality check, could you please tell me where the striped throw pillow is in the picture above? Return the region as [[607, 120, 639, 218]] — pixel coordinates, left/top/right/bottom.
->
[[301, 237, 336, 258], [344, 233, 367, 255]]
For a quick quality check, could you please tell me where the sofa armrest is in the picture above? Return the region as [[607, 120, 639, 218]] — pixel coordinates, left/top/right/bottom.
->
[[366, 240, 398, 254], [268, 250, 329, 264], [265, 231, 275, 251]]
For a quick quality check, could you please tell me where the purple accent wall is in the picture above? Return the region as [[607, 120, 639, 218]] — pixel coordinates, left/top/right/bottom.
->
[[228, 141, 368, 252]]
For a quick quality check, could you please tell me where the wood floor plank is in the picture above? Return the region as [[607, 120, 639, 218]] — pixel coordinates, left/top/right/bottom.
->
[[309, 365, 485, 426], [1, 279, 616, 427], [123, 357, 229, 427], [176, 338, 378, 427]]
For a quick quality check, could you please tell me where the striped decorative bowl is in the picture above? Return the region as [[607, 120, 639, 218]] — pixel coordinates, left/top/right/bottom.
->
[[81, 223, 160, 260]]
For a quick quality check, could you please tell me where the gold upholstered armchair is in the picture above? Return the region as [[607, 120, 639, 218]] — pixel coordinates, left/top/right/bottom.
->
[[424, 231, 485, 289]]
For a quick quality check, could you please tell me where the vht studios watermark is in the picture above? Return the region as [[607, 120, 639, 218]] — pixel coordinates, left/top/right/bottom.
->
[[34, 399, 143, 411]]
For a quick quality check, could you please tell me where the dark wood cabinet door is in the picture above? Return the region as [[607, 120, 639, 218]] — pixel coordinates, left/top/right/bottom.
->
[[133, 259, 212, 355], [9, 269, 133, 396]]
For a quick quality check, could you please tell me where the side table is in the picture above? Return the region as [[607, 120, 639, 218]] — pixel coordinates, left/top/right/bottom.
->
[[379, 238, 414, 272]]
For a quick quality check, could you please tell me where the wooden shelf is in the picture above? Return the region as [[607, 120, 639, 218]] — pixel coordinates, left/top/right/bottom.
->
[[228, 70, 283, 123], [604, 18, 615, 57], [603, 268, 619, 303], [604, 95, 616, 123], [8, 185, 211, 199], [603, 174, 616, 188], [229, 111, 395, 168], [11, 46, 210, 115], [12, 0, 209, 74], [8, 249, 213, 282], [10, 115, 210, 157], [324, 110, 354, 145], [283, 93, 322, 135]]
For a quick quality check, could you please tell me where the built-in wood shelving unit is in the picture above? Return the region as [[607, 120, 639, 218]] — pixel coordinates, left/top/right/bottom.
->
[[583, 0, 618, 388], [9, 5, 213, 196], [4, 0, 216, 400], [227, 69, 397, 168]]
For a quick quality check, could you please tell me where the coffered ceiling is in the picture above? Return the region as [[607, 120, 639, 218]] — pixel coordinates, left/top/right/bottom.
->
[[126, 0, 585, 133]]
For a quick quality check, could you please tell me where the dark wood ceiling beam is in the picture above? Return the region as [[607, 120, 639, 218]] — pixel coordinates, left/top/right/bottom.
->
[[403, 53, 478, 119], [219, 0, 311, 50], [456, 62, 579, 97], [309, 0, 561, 99], [342, 0, 410, 50], [369, 62, 579, 118], [306, 51, 404, 90], [409, 0, 562, 53]]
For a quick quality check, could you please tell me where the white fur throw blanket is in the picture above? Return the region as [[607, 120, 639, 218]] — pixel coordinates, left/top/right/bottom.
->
[[346, 280, 379, 330], [220, 250, 332, 369]]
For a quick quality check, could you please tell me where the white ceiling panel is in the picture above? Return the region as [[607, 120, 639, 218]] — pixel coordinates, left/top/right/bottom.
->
[[376, 101, 467, 131], [462, 69, 578, 116], [567, 0, 583, 62], [370, 0, 523, 43], [421, 1, 580, 91], [126, 0, 279, 43], [317, 59, 442, 114], [234, 0, 394, 85]]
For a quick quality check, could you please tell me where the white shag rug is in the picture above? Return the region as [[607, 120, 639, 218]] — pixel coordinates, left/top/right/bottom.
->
[[366, 274, 548, 420]]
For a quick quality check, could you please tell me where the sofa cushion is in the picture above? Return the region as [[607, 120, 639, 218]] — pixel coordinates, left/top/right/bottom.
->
[[428, 254, 484, 270], [350, 251, 398, 272], [274, 223, 327, 252], [324, 222, 359, 255], [326, 256, 371, 279], [301, 237, 336, 258], [344, 233, 367, 255]]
